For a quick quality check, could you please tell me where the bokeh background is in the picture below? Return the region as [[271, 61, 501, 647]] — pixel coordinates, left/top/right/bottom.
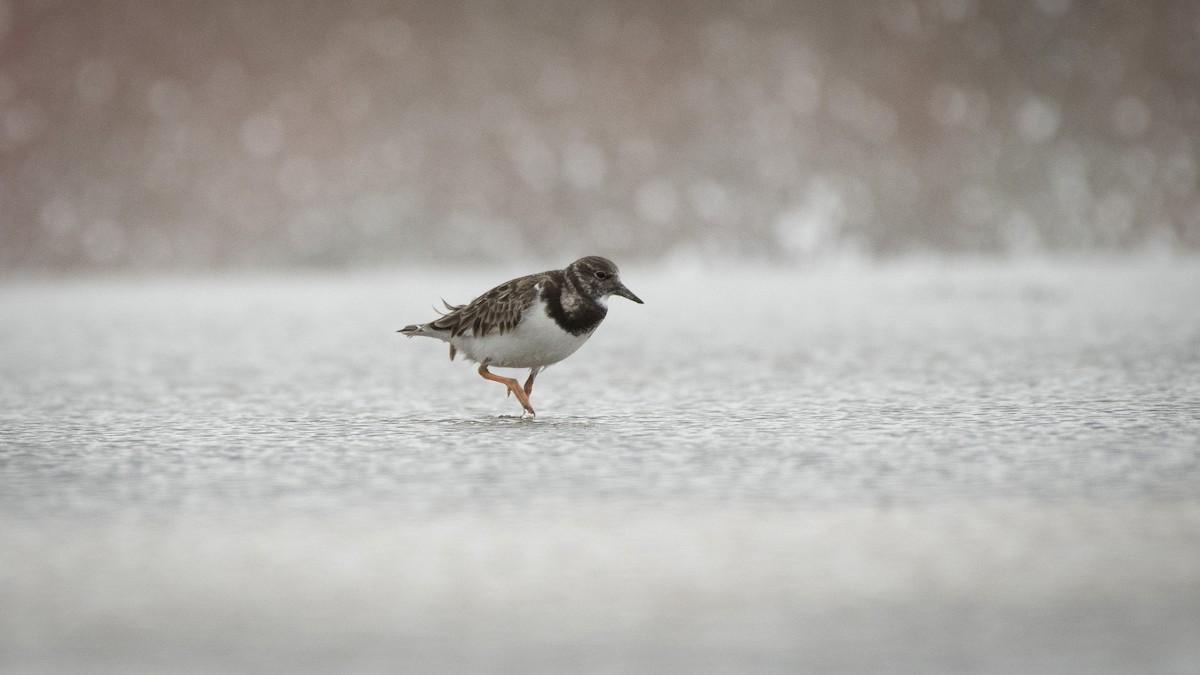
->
[[2, 0, 1199, 271], [4, 4, 1200, 672]]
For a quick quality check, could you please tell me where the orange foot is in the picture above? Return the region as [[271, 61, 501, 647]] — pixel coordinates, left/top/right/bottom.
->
[[478, 364, 536, 416]]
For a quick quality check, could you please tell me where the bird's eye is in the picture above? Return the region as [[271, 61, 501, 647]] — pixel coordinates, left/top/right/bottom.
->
[[594, 271, 609, 280]]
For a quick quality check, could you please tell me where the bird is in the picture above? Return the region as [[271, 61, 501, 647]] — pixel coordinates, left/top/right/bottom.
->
[[398, 256, 643, 416]]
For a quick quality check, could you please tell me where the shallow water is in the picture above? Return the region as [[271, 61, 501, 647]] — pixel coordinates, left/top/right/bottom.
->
[[2, 259, 1199, 673]]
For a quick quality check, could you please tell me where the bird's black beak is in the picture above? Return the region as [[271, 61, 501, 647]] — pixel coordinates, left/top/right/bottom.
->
[[613, 282, 644, 304]]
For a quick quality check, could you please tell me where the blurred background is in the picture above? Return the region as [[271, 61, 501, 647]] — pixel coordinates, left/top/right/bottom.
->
[[2, 0, 1199, 272], [4, 4, 1200, 672]]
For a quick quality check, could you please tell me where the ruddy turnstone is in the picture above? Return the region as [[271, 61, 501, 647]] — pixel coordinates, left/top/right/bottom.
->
[[399, 256, 643, 416]]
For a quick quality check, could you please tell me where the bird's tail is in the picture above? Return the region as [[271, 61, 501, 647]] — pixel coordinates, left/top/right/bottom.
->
[[399, 299, 462, 338], [397, 322, 456, 360]]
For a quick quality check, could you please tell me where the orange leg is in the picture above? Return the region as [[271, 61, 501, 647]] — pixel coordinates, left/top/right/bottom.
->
[[523, 368, 540, 397], [478, 364, 536, 416]]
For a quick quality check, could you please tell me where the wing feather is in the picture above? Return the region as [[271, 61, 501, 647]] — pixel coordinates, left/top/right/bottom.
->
[[427, 273, 543, 338]]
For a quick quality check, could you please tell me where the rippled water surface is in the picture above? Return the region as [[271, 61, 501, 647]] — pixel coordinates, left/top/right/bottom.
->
[[2, 260, 1199, 673]]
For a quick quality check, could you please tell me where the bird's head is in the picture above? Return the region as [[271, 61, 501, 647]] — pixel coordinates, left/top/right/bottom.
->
[[567, 256, 643, 305]]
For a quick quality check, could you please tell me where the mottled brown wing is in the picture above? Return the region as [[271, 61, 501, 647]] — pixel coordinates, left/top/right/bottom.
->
[[429, 273, 544, 338]]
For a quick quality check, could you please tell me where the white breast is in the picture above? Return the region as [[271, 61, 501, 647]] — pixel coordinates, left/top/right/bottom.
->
[[451, 293, 593, 369]]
